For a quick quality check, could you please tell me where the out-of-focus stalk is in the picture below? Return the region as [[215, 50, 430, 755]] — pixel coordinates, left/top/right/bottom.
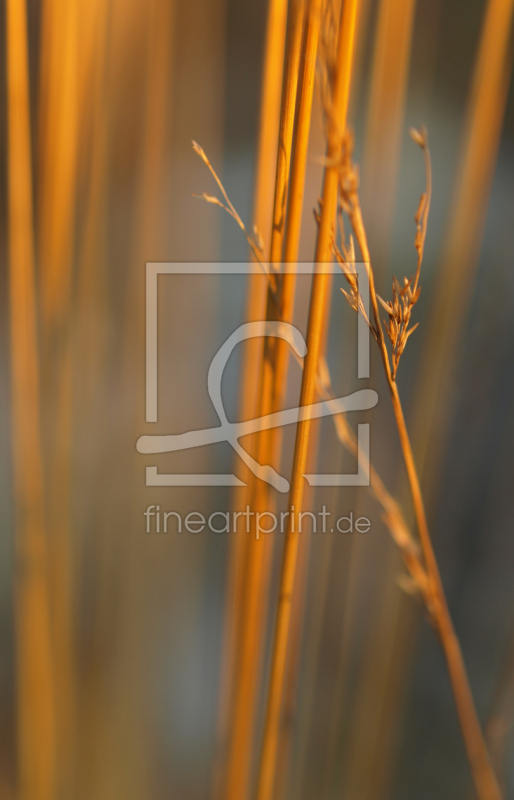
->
[[6, 0, 56, 798], [252, 2, 323, 792], [213, 3, 288, 791], [223, 5, 306, 799], [73, 1, 111, 794], [360, 0, 416, 267], [412, 0, 514, 495], [38, 0, 79, 327], [37, 1, 80, 793]]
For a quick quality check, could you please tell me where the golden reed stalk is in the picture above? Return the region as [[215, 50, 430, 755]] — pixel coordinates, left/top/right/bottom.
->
[[37, 1, 80, 794], [223, 5, 306, 799], [213, 4, 288, 791], [348, 1, 514, 793], [73, 0, 111, 791], [224, 1, 325, 795], [76, 0, 111, 381], [360, 0, 416, 264], [6, 0, 56, 798], [340, 136, 503, 800], [253, 1, 323, 792], [255, 3, 359, 799], [411, 0, 514, 498], [38, 0, 79, 327]]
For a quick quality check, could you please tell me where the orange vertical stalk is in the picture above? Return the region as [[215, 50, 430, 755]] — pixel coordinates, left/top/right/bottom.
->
[[344, 139, 503, 800], [412, 0, 514, 496], [213, 0, 288, 794], [360, 0, 416, 265], [255, 3, 359, 799], [268, 0, 306, 267], [268, 9, 329, 784], [38, 0, 79, 327], [6, 0, 56, 798], [214, 6, 289, 773], [222, 5, 306, 799], [263, 0, 323, 500], [37, 0, 80, 792]]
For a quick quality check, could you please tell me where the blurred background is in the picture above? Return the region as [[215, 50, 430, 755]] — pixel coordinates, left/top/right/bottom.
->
[[1, 0, 514, 798]]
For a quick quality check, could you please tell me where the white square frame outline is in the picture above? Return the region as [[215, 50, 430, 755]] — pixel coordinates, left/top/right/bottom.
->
[[144, 262, 373, 487]]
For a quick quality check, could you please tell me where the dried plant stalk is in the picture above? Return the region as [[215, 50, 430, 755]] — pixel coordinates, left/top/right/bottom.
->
[[38, 0, 79, 327], [255, 3, 359, 799], [223, 5, 308, 799], [254, 5, 325, 795], [337, 129, 502, 800], [73, 0, 112, 791], [411, 0, 514, 500], [269, 0, 306, 267], [6, 0, 56, 797], [76, 0, 111, 375], [349, 0, 514, 792], [360, 0, 416, 263], [266, 3, 324, 787], [37, 0, 80, 791]]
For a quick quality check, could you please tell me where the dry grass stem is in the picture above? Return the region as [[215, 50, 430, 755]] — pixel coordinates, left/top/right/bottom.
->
[[269, 0, 306, 269], [255, 2, 359, 798], [212, 1, 288, 795], [37, 0, 81, 788], [360, 0, 416, 263], [220, 4, 320, 798], [346, 0, 514, 791], [335, 126, 502, 800], [209, 5, 307, 799], [260, 1, 324, 788], [193, 141, 271, 278], [410, 0, 514, 499]]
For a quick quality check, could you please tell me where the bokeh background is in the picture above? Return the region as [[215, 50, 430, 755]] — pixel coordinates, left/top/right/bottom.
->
[[1, 0, 514, 798]]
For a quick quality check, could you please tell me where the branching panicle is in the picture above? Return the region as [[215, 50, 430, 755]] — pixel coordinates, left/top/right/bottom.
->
[[378, 277, 421, 378], [333, 238, 378, 341], [329, 120, 502, 800], [192, 140, 271, 281], [333, 127, 430, 379]]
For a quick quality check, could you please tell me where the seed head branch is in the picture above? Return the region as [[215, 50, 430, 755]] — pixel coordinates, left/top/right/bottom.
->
[[331, 127, 502, 800], [192, 140, 273, 284]]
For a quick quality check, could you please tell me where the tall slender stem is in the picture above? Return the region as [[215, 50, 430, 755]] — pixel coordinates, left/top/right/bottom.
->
[[255, 3, 359, 799], [347, 180, 503, 800], [214, 10, 289, 790], [37, 1, 80, 791], [6, 0, 56, 797], [223, 4, 305, 800]]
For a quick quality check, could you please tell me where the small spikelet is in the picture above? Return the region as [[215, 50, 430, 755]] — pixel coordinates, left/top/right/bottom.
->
[[192, 139, 208, 164], [192, 141, 273, 285], [253, 225, 265, 256], [409, 126, 426, 148]]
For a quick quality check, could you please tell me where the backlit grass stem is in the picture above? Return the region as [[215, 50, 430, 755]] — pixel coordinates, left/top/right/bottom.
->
[[255, 3, 359, 799]]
